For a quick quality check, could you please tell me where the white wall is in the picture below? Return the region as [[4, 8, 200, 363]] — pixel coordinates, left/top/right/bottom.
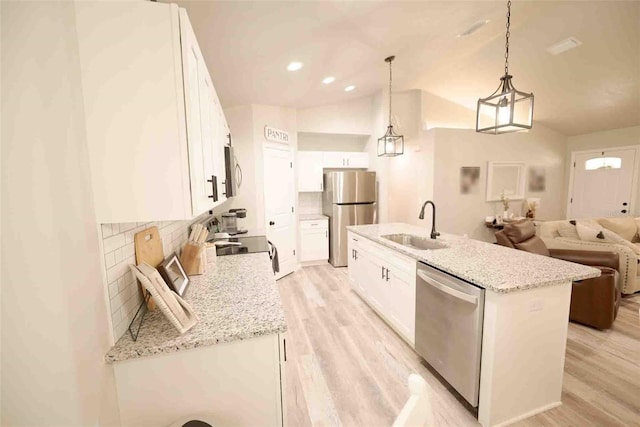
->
[[566, 125, 640, 215], [1, 1, 119, 424], [566, 125, 640, 152], [421, 92, 476, 130], [298, 132, 368, 152], [224, 104, 297, 234], [297, 95, 373, 135], [431, 126, 568, 242]]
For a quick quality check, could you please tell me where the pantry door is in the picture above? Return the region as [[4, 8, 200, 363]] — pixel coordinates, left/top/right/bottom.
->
[[568, 147, 638, 218], [264, 143, 296, 279]]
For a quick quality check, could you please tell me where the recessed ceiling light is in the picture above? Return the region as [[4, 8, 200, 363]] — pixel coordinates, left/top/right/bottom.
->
[[287, 62, 304, 71], [322, 76, 336, 84], [344, 85, 356, 92], [457, 20, 490, 38], [547, 37, 582, 55]]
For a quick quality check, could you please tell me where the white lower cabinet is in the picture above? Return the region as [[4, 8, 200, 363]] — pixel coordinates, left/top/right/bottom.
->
[[347, 232, 416, 345], [300, 218, 329, 262], [113, 334, 285, 426]]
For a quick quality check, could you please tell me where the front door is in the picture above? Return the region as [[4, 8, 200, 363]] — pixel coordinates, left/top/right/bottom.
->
[[568, 148, 637, 218], [264, 144, 296, 279]]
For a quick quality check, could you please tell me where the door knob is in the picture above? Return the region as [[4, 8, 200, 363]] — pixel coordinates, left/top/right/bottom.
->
[[621, 209, 628, 214], [269, 221, 275, 226]]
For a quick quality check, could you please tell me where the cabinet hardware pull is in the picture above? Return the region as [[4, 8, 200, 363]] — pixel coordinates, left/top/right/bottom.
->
[[283, 338, 287, 362], [621, 209, 628, 213], [355, 250, 357, 260], [381, 267, 385, 279], [207, 175, 218, 201], [269, 221, 275, 226], [386, 269, 390, 281]]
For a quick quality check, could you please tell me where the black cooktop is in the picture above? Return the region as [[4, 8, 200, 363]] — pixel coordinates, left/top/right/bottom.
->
[[210, 235, 270, 256]]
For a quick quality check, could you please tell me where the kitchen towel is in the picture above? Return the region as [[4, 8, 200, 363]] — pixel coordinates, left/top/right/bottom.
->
[[268, 240, 279, 274]]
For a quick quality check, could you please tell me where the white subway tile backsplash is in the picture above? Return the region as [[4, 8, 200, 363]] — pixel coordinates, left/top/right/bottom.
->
[[101, 224, 113, 238], [100, 219, 192, 342], [103, 234, 125, 253], [104, 251, 116, 269], [114, 248, 123, 265], [122, 242, 135, 259]]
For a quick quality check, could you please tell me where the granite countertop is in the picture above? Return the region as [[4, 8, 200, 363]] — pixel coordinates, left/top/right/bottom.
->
[[348, 223, 601, 294], [299, 213, 328, 221], [106, 253, 286, 363]]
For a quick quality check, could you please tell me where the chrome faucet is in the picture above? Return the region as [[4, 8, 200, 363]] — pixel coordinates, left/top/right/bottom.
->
[[418, 200, 440, 239]]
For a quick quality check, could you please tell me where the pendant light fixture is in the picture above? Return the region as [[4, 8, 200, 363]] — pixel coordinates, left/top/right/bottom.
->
[[476, 0, 534, 134], [378, 56, 404, 156]]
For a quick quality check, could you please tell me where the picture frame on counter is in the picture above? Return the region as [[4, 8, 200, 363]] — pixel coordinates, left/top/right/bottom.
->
[[158, 253, 190, 297]]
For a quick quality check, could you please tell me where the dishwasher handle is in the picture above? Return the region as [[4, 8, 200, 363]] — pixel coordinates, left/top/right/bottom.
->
[[417, 270, 478, 305]]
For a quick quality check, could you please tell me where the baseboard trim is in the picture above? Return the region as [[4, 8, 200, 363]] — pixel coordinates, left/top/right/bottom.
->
[[492, 401, 562, 427]]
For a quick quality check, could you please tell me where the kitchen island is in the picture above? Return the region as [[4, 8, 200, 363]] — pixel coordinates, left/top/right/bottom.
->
[[105, 253, 287, 426], [347, 223, 600, 427]]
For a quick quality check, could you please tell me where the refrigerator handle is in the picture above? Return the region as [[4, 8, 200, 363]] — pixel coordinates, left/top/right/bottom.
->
[[372, 202, 378, 224]]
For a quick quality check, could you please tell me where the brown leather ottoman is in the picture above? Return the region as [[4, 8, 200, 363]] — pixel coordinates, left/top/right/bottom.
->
[[570, 266, 619, 330]]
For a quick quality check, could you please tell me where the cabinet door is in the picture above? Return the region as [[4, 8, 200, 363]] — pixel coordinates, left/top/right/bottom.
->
[[199, 71, 217, 209], [345, 152, 370, 169], [386, 271, 416, 345], [298, 152, 324, 192], [361, 252, 386, 314], [322, 152, 347, 168], [300, 228, 329, 262], [180, 9, 212, 216], [208, 85, 227, 205], [75, 1, 192, 222]]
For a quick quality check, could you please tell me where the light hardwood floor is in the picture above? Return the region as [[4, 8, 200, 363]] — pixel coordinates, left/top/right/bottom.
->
[[278, 264, 640, 427]]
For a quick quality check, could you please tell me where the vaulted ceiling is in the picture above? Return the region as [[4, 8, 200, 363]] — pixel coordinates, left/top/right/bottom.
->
[[172, 0, 640, 136]]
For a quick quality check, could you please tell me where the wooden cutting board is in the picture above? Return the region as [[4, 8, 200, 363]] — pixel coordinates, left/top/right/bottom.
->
[[134, 226, 164, 310]]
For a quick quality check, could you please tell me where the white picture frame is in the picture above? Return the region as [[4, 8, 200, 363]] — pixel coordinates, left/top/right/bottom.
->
[[486, 161, 525, 201]]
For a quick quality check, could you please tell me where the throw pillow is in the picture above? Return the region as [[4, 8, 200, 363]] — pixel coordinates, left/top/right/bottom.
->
[[599, 217, 637, 242], [634, 218, 640, 242], [557, 220, 580, 240], [575, 223, 608, 243], [602, 229, 640, 256]]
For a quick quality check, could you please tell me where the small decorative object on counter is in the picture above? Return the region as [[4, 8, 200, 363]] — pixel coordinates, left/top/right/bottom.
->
[[181, 223, 209, 276], [205, 242, 217, 264], [130, 263, 197, 335], [158, 253, 190, 297], [134, 226, 165, 311]]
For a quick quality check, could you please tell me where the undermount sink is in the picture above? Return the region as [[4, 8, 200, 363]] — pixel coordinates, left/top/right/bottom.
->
[[381, 234, 447, 250]]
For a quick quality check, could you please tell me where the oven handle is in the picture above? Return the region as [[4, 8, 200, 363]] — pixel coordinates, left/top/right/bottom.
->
[[417, 270, 478, 305]]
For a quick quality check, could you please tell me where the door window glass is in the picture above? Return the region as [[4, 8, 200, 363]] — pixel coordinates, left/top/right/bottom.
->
[[585, 157, 622, 170]]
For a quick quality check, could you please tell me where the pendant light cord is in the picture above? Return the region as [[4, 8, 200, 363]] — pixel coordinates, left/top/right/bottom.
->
[[504, 0, 511, 75], [388, 58, 393, 126]]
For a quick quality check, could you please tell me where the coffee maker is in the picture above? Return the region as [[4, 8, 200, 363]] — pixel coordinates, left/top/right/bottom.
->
[[220, 208, 247, 235]]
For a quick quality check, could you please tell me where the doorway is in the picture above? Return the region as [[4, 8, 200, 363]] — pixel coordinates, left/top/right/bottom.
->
[[263, 143, 296, 279], [567, 147, 639, 218]]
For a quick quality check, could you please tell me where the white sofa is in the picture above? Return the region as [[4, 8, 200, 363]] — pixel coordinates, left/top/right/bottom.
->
[[536, 217, 640, 295]]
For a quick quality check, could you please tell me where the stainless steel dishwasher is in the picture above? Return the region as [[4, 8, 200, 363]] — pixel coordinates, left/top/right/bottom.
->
[[415, 262, 485, 407]]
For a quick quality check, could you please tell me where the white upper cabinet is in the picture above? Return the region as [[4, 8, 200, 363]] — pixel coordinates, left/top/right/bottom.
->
[[75, 2, 228, 223], [297, 151, 370, 192], [297, 152, 324, 192], [322, 152, 369, 169]]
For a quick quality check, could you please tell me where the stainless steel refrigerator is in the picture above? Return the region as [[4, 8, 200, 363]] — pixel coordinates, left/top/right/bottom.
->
[[323, 171, 377, 267]]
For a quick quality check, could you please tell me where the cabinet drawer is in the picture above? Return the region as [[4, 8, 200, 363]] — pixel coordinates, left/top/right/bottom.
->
[[300, 219, 328, 230]]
